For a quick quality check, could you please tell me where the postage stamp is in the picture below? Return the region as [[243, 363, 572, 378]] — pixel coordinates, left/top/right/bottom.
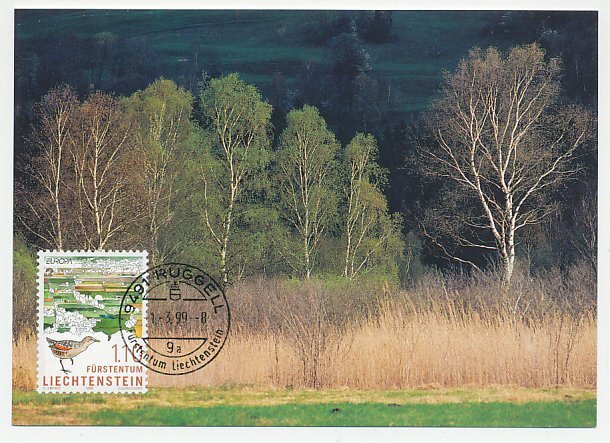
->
[[37, 251, 148, 394], [119, 263, 230, 375]]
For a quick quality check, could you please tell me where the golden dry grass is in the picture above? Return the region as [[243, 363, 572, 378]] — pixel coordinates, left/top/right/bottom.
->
[[12, 334, 36, 390], [14, 288, 596, 391], [146, 309, 596, 389]]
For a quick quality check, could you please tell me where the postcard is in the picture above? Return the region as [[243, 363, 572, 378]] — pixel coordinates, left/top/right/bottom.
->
[[11, 7, 598, 431]]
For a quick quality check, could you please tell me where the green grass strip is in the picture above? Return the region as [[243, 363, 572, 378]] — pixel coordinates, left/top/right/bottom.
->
[[89, 400, 596, 427]]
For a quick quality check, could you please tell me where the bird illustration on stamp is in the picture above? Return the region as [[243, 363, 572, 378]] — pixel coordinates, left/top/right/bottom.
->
[[46, 336, 100, 374]]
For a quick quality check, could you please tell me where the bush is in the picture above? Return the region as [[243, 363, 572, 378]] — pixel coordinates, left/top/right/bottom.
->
[[13, 238, 37, 338], [228, 276, 390, 335]]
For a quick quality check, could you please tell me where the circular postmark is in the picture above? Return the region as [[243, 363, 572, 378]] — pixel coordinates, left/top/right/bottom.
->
[[119, 263, 230, 375]]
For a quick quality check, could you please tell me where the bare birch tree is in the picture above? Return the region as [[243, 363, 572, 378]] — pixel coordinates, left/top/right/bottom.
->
[[69, 92, 130, 250], [18, 85, 78, 249], [199, 74, 272, 284], [571, 194, 597, 275], [424, 44, 593, 282], [343, 133, 398, 279], [278, 105, 339, 279]]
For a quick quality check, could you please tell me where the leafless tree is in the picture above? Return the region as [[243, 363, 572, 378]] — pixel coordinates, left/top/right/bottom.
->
[[18, 85, 78, 249], [571, 194, 597, 275], [69, 92, 130, 250], [424, 44, 593, 282]]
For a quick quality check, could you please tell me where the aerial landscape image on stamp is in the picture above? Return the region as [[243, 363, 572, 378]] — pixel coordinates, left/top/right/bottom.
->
[[12, 9, 597, 426], [38, 251, 148, 393]]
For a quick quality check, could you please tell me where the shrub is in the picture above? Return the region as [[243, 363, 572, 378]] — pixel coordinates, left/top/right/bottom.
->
[[13, 238, 37, 339]]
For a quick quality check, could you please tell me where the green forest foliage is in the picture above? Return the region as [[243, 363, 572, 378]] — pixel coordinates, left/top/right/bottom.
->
[[16, 75, 404, 284]]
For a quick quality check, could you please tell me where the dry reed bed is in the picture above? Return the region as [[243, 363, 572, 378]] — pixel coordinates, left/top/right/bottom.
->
[[147, 308, 596, 389], [13, 272, 597, 390], [12, 333, 36, 390], [12, 312, 596, 390]]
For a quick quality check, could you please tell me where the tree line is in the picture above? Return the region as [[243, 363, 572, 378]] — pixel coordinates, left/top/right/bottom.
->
[[16, 43, 595, 285], [17, 75, 402, 284]]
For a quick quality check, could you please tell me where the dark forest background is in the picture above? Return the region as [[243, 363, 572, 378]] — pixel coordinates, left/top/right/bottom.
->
[[14, 10, 598, 285]]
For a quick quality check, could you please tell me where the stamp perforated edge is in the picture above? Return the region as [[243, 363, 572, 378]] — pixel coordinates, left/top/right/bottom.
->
[[36, 250, 149, 394]]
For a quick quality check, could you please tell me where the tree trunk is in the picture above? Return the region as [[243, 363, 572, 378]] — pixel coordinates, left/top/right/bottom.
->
[[220, 186, 236, 285], [304, 235, 311, 279], [54, 191, 63, 250], [343, 236, 351, 278], [503, 218, 517, 284], [502, 243, 515, 284], [220, 247, 228, 285]]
